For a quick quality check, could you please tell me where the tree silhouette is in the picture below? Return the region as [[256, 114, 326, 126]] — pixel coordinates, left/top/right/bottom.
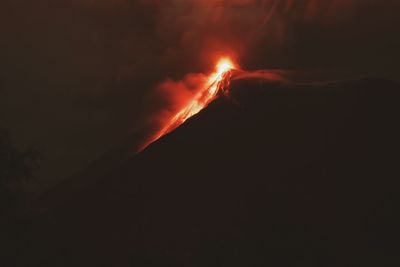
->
[[0, 129, 41, 209]]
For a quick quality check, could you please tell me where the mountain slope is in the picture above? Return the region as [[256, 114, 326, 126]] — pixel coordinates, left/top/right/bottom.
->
[[5, 77, 400, 267]]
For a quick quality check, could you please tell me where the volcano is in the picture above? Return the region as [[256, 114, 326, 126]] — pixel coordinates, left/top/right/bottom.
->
[[4, 76, 400, 266]]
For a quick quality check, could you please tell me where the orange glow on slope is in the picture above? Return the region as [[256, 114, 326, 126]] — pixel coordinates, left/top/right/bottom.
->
[[147, 57, 237, 149]]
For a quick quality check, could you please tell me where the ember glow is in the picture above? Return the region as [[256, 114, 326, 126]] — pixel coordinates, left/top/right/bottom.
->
[[145, 57, 236, 149]]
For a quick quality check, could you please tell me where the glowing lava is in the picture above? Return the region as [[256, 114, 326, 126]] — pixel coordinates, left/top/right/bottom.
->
[[147, 57, 236, 148]]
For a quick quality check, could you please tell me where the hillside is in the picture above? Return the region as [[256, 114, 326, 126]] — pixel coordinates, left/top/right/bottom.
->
[[4, 77, 400, 267]]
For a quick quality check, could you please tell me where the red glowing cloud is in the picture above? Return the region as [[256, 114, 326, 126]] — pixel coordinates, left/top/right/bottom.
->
[[142, 57, 237, 150]]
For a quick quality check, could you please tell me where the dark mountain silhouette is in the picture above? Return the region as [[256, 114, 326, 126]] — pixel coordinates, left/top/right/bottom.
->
[[3, 77, 400, 266]]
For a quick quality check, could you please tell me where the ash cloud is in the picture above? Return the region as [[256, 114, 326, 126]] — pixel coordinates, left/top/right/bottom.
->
[[144, 0, 400, 76]]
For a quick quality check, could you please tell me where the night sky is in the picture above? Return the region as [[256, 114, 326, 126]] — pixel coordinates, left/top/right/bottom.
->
[[1, 0, 399, 192]]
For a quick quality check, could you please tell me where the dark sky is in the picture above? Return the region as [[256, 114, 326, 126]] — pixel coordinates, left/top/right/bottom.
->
[[1, 0, 399, 191]]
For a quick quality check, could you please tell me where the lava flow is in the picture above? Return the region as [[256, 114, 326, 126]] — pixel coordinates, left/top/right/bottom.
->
[[145, 57, 236, 149]]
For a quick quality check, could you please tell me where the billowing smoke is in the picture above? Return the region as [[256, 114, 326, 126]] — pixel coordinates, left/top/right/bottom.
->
[[149, 73, 208, 130]]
